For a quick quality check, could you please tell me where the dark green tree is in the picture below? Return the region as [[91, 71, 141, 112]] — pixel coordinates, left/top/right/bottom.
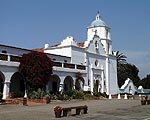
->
[[139, 74, 150, 89], [114, 51, 140, 87], [114, 51, 127, 87], [19, 51, 53, 91]]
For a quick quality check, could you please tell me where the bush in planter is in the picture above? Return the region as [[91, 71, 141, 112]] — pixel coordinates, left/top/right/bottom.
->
[[57, 93, 71, 100], [50, 94, 58, 100], [28, 88, 50, 99], [64, 89, 84, 99]]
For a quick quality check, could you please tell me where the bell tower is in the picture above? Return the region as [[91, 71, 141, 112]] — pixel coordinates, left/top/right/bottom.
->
[[87, 12, 112, 55]]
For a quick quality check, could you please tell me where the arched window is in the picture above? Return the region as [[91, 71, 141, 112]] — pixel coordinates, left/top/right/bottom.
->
[[95, 41, 99, 49]]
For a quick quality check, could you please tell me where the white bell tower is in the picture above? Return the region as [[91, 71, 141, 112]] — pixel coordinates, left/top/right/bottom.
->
[[87, 12, 112, 55]]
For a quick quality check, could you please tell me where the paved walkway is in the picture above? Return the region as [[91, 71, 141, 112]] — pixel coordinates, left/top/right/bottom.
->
[[0, 99, 150, 120]]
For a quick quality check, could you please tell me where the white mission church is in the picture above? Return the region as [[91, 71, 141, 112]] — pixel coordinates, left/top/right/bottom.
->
[[0, 13, 119, 99]]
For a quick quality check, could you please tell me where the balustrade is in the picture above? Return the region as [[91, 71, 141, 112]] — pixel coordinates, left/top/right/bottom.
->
[[0, 53, 86, 71]]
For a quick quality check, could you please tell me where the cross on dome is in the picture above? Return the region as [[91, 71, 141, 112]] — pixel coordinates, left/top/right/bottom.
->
[[91, 11, 106, 26], [96, 11, 101, 20]]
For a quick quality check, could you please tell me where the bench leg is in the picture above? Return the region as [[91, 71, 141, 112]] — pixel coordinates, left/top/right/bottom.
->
[[76, 108, 87, 115], [67, 109, 71, 116], [84, 108, 88, 114], [63, 109, 71, 117], [76, 108, 81, 115], [63, 110, 68, 117]]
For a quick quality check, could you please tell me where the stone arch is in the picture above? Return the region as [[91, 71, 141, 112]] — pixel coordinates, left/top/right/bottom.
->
[[10, 72, 25, 97], [0, 71, 5, 93], [75, 77, 85, 90], [64, 76, 73, 92], [48, 74, 60, 93]]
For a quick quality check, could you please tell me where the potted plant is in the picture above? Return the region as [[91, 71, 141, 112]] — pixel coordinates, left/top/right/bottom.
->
[[54, 106, 62, 118], [141, 96, 146, 105], [147, 99, 150, 105], [145, 96, 150, 105], [83, 105, 88, 114]]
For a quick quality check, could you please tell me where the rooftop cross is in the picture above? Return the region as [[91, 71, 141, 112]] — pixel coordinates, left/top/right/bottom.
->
[[96, 11, 100, 20]]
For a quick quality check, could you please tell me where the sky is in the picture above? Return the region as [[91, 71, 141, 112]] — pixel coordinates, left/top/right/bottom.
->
[[0, 0, 150, 78]]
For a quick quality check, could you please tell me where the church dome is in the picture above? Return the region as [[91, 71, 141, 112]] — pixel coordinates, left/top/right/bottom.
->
[[91, 13, 106, 26]]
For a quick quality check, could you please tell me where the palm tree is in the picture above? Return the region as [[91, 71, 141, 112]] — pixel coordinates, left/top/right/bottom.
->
[[115, 51, 127, 65], [113, 51, 127, 87]]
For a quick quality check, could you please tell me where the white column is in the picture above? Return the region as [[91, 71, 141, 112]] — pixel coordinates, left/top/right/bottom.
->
[[109, 94, 112, 99], [59, 84, 63, 92], [118, 94, 121, 99], [124, 94, 128, 99], [90, 64, 94, 95], [101, 70, 104, 93], [2, 72, 15, 99], [2, 81, 10, 99], [106, 56, 110, 95], [8, 55, 11, 61]]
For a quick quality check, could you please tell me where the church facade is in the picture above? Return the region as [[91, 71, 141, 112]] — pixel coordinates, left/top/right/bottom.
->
[[0, 13, 119, 99]]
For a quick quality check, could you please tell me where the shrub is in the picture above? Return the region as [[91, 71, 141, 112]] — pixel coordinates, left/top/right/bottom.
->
[[28, 88, 50, 99], [83, 93, 94, 100], [57, 93, 71, 100], [64, 89, 84, 99], [93, 91, 104, 97], [50, 94, 58, 100], [0, 92, 2, 99]]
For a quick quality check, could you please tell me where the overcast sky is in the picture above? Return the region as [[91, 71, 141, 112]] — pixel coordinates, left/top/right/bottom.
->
[[0, 0, 150, 78]]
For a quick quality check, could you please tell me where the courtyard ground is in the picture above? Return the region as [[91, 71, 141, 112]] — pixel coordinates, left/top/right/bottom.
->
[[0, 99, 150, 120]]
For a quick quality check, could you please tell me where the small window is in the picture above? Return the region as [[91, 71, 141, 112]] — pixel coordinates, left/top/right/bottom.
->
[[95, 41, 99, 49], [106, 29, 109, 38], [52, 58, 56, 61], [95, 59, 99, 67], [2, 50, 7, 54]]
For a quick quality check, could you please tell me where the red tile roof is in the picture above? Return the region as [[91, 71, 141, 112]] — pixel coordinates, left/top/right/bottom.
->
[[32, 48, 44, 53], [77, 42, 84, 47]]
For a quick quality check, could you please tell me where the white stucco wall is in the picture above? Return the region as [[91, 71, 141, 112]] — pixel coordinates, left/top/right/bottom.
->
[[45, 46, 71, 58], [108, 56, 119, 94], [0, 45, 30, 56], [87, 26, 106, 41], [71, 46, 85, 65], [120, 78, 137, 95]]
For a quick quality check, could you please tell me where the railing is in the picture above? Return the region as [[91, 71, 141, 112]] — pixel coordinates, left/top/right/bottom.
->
[[0, 53, 86, 71], [0, 53, 21, 62], [53, 62, 62, 67], [64, 63, 75, 69], [76, 65, 86, 70], [10, 55, 21, 62], [0, 54, 7, 61], [53, 62, 86, 70]]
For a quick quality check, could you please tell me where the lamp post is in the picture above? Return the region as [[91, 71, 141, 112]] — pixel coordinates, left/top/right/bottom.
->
[[24, 76, 27, 98]]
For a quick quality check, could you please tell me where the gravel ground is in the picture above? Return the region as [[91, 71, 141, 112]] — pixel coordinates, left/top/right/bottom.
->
[[0, 99, 150, 120]]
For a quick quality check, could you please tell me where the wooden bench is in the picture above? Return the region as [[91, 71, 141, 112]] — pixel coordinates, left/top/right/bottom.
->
[[62, 105, 88, 117]]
